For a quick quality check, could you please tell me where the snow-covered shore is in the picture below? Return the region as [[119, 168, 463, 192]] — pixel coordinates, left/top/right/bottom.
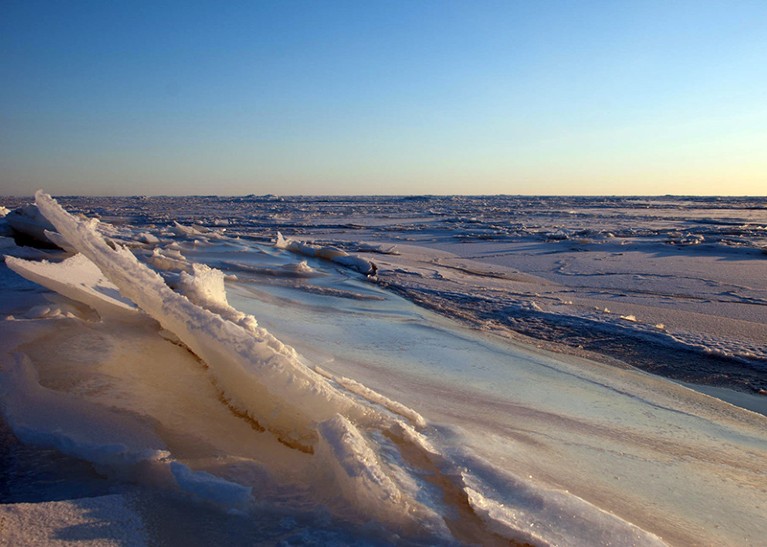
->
[[1, 193, 766, 545]]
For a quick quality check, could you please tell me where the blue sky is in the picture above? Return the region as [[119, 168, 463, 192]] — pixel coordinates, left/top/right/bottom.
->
[[2, 0, 766, 196]]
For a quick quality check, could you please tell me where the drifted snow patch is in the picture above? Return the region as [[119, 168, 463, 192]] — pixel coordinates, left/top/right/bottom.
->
[[0, 494, 149, 547]]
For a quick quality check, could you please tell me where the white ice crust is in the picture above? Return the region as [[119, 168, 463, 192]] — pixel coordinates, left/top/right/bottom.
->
[[462, 468, 666, 546]]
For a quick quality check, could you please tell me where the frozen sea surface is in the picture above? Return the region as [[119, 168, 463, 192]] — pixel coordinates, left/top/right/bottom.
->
[[6, 194, 765, 393], [1, 194, 766, 545]]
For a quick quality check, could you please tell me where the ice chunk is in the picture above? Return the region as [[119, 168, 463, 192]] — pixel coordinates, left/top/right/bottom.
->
[[20, 304, 65, 319], [172, 221, 204, 237], [333, 375, 426, 429], [316, 415, 405, 520], [137, 232, 159, 244], [171, 221, 221, 240], [177, 263, 260, 332], [276, 232, 377, 276], [6, 254, 139, 320], [178, 263, 229, 310], [5, 204, 58, 246], [460, 457, 668, 547], [283, 260, 316, 275], [43, 229, 78, 253], [147, 247, 191, 272]]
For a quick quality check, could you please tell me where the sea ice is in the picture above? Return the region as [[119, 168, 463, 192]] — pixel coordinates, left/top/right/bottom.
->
[[0, 354, 170, 468], [4, 204, 57, 246], [2, 192, 766, 545], [276, 232, 377, 275], [6, 254, 139, 320], [33, 194, 399, 448]]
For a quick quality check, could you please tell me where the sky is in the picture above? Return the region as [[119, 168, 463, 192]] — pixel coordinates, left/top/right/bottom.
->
[[1, 0, 766, 196]]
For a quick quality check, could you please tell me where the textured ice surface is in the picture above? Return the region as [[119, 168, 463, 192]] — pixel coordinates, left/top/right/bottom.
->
[[1, 193, 766, 545], [5, 193, 762, 389]]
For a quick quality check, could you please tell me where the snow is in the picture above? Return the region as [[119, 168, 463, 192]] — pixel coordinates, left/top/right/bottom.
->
[[1, 193, 766, 545], [0, 495, 148, 547]]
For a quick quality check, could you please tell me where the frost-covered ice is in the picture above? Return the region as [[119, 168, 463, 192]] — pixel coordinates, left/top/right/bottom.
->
[[0, 193, 766, 545]]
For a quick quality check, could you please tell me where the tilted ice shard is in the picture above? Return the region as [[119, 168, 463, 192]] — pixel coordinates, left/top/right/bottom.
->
[[177, 262, 260, 333], [34, 191, 392, 450], [5, 253, 139, 320]]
